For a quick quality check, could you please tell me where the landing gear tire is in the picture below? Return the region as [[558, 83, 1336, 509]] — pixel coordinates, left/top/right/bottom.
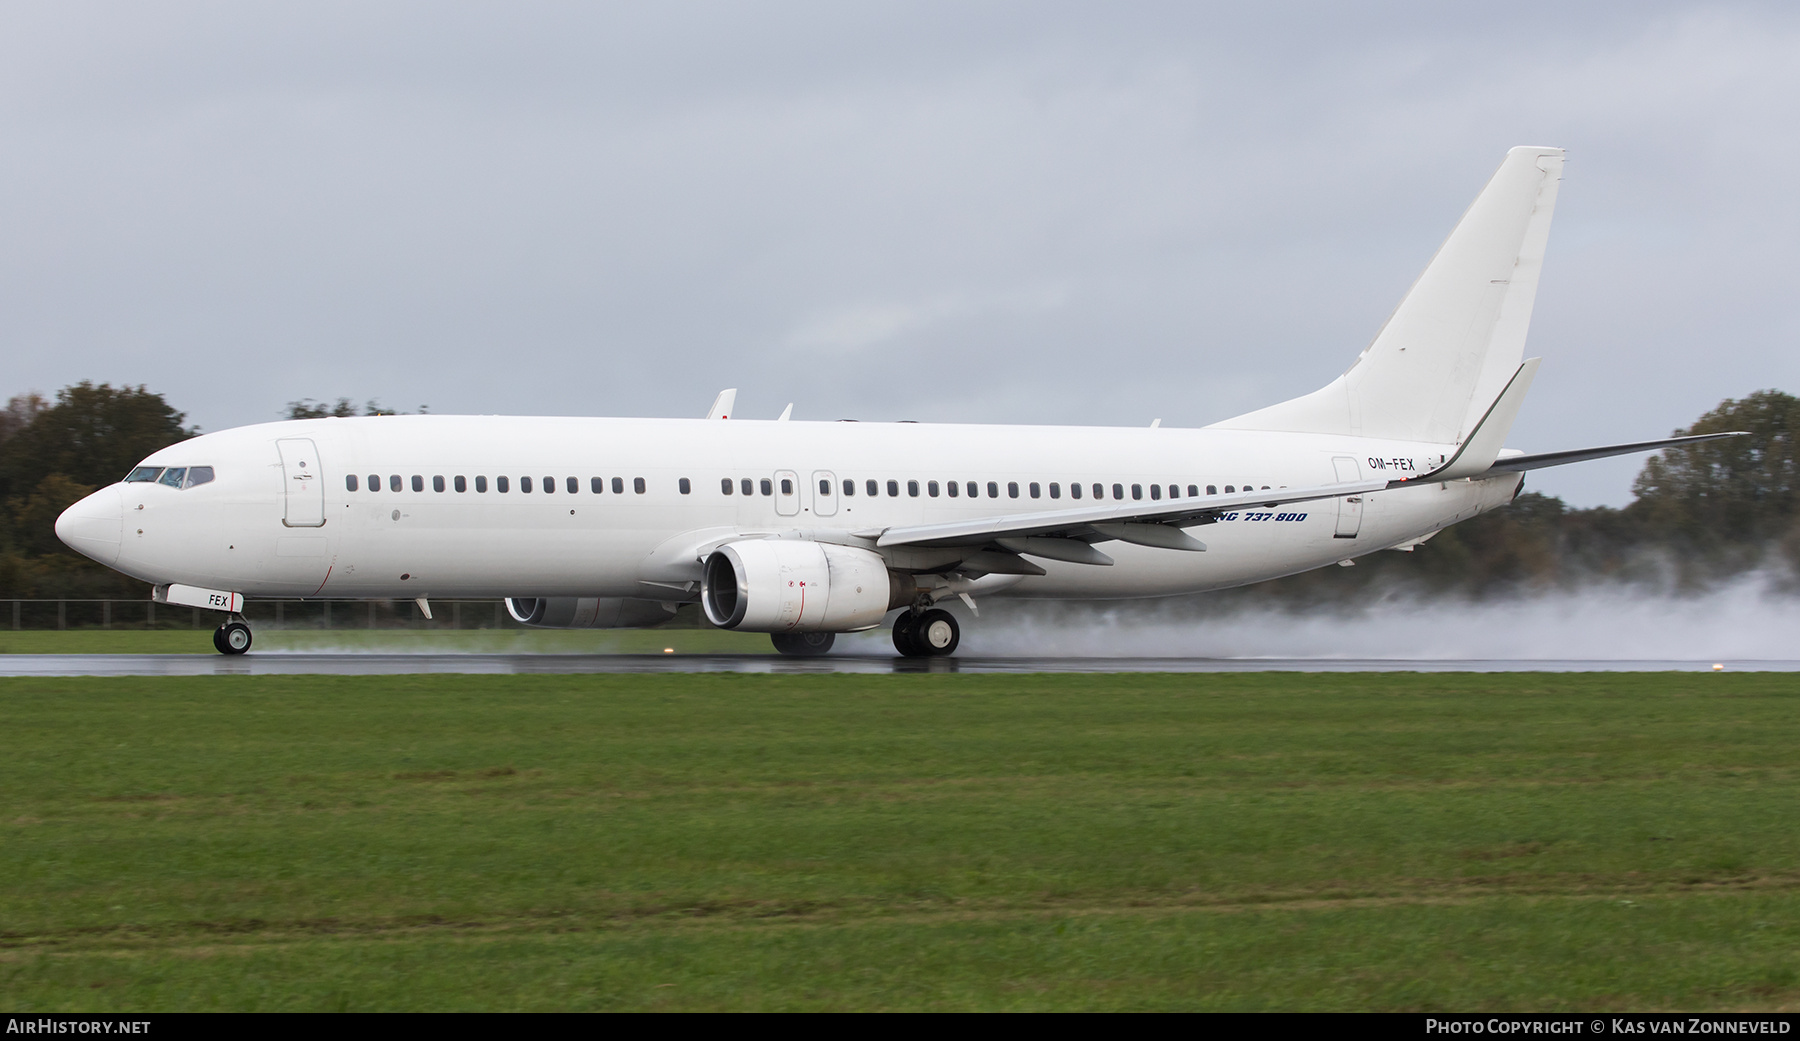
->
[[892, 614, 922, 657], [915, 609, 960, 656], [894, 609, 959, 658], [771, 631, 835, 657], [213, 621, 252, 655]]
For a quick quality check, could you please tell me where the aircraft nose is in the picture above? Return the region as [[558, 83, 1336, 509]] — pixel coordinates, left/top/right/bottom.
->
[[55, 486, 123, 567]]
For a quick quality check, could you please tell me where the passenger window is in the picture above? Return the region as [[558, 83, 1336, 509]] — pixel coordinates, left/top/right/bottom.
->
[[866, 479, 878, 496], [635, 478, 646, 494], [907, 480, 919, 497], [125, 466, 164, 483], [927, 481, 939, 497], [567, 477, 578, 494], [521, 476, 533, 493], [1224, 485, 1234, 493], [1071, 483, 1082, 499], [411, 475, 424, 493], [1029, 482, 1040, 498], [1149, 484, 1160, 500], [593, 477, 604, 493], [184, 467, 214, 488], [346, 474, 359, 492], [946, 481, 958, 498], [1049, 482, 1060, 499], [612, 477, 624, 494], [1262, 486, 1270, 490], [156, 467, 186, 488], [1008, 482, 1019, 498], [543, 476, 554, 494], [679, 478, 691, 495], [1093, 483, 1104, 499], [497, 476, 509, 493], [888, 480, 899, 497], [390, 475, 402, 492], [455, 476, 467, 493], [818, 479, 831, 496], [1206, 485, 1216, 495], [781, 478, 794, 495], [433, 476, 446, 492], [987, 482, 999, 498], [1132, 484, 1142, 500], [1113, 484, 1124, 500], [476, 476, 488, 492], [760, 478, 773, 496], [966, 482, 977, 498], [843, 479, 855, 496], [722, 478, 734, 495], [368, 474, 379, 491]]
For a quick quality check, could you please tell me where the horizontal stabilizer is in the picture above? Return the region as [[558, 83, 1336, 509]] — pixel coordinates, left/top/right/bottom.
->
[[1483, 431, 1749, 474]]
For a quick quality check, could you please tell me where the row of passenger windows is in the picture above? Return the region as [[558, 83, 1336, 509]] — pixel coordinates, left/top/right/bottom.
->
[[347, 474, 676, 495], [722, 478, 1270, 500], [348, 472, 1271, 502]]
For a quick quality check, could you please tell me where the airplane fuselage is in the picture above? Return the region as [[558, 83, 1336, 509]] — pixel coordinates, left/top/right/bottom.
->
[[63, 414, 1521, 604]]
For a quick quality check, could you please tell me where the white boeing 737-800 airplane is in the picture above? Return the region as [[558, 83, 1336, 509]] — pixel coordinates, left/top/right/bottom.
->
[[56, 146, 1738, 656]]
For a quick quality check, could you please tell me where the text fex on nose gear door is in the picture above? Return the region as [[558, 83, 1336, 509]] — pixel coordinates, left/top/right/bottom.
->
[[277, 438, 326, 527]]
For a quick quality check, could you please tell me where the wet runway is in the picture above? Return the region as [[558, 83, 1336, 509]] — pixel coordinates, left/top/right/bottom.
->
[[3, 653, 1797, 676]]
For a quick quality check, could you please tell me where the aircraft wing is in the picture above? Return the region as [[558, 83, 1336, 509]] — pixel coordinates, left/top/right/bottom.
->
[[1482, 431, 1747, 473], [872, 478, 1390, 550]]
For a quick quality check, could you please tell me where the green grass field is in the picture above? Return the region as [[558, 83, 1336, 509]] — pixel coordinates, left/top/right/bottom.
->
[[1, 672, 1796, 1010]]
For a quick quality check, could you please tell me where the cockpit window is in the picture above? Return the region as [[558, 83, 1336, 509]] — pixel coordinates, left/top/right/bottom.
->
[[157, 467, 187, 488], [125, 466, 164, 483], [185, 466, 215, 488]]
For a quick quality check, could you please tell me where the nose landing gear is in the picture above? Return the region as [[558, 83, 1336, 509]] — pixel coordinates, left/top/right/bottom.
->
[[893, 608, 959, 657], [213, 620, 253, 655]]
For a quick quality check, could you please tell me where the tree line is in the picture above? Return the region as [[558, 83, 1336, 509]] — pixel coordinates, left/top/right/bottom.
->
[[0, 384, 1794, 603]]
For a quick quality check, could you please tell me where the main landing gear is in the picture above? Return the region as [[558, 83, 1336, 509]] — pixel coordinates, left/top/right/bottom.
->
[[213, 619, 252, 655], [771, 631, 835, 657], [893, 608, 959, 658]]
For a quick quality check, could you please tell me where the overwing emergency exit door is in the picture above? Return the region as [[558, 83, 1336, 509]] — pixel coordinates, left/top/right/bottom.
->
[[1332, 456, 1362, 539], [773, 470, 801, 517], [277, 438, 326, 527], [811, 471, 838, 517]]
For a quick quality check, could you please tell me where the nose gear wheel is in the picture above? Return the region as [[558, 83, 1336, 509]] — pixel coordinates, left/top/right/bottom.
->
[[213, 621, 253, 655]]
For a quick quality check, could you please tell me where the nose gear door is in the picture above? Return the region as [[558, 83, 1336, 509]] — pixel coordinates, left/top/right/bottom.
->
[[1332, 456, 1362, 539], [277, 438, 326, 527]]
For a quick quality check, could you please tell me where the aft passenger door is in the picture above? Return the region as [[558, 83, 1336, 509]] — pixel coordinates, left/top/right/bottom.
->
[[811, 470, 838, 517], [1332, 456, 1362, 539], [277, 438, 326, 527], [773, 470, 801, 517]]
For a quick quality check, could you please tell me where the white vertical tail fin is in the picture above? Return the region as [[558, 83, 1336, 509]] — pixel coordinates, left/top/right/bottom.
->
[[1212, 146, 1564, 447]]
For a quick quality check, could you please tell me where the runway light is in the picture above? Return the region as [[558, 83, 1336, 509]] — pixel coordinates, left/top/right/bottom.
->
[[1712, 663, 1724, 671], [663, 648, 675, 654]]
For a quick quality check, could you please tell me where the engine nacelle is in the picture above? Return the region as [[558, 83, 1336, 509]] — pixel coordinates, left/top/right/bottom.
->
[[505, 597, 677, 629], [701, 540, 905, 632]]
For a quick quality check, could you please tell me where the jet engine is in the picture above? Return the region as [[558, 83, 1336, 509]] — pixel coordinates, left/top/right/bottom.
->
[[505, 597, 678, 629], [701, 539, 906, 632]]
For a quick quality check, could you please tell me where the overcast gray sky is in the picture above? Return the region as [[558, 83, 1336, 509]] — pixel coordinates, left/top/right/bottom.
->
[[4, 1, 1797, 506]]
